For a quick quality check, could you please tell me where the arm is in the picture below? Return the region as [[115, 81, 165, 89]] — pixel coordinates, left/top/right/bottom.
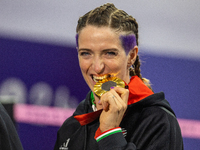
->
[[95, 127, 136, 150], [98, 87, 129, 132], [95, 91, 183, 150], [96, 87, 136, 149], [95, 112, 183, 150]]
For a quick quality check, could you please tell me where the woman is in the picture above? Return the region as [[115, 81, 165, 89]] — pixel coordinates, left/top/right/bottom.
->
[[54, 3, 183, 150]]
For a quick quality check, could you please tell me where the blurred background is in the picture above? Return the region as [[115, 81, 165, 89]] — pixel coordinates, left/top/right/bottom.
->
[[0, 0, 199, 149]]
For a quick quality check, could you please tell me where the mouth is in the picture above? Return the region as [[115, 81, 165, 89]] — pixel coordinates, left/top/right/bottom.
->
[[92, 74, 111, 83]]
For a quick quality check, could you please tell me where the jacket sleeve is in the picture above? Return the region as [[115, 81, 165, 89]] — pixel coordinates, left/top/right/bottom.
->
[[95, 127, 136, 150], [95, 106, 183, 150]]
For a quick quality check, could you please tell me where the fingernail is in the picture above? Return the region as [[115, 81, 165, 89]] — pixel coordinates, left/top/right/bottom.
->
[[98, 100, 100, 104], [110, 86, 115, 89]]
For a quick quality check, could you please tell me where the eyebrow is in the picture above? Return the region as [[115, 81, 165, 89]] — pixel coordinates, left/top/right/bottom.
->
[[78, 48, 118, 52], [78, 48, 92, 53], [102, 48, 118, 53]]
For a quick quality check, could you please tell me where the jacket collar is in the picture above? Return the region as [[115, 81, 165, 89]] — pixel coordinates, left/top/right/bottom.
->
[[74, 76, 154, 126]]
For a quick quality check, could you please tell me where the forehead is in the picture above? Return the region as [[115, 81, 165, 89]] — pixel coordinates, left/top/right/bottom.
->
[[79, 25, 118, 38], [78, 25, 123, 48]]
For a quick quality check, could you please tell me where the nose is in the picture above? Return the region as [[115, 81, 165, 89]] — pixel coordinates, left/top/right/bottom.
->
[[92, 56, 104, 74]]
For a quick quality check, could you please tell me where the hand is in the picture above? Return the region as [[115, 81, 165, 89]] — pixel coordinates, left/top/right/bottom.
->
[[98, 87, 129, 132]]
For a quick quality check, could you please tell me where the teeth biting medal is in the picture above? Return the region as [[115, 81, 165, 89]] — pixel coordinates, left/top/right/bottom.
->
[[93, 74, 125, 97]]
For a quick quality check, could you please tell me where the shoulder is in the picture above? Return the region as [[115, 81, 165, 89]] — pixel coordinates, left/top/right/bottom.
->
[[141, 106, 176, 124], [127, 95, 179, 130], [58, 115, 80, 134], [56, 115, 81, 144], [140, 105, 183, 147], [58, 91, 92, 134], [73, 91, 92, 116], [136, 105, 181, 136], [126, 105, 181, 137]]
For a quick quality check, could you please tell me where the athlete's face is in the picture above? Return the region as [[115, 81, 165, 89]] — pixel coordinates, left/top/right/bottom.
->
[[77, 25, 136, 92]]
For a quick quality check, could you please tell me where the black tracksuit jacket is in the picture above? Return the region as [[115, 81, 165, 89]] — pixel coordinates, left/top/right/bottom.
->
[[54, 91, 183, 150]]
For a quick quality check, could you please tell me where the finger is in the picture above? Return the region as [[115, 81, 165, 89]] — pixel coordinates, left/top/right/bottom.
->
[[100, 87, 127, 107], [105, 91, 127, 124], [99, 87, 129, 111], [108, 88, 129, 108], [100, 92, 117, 111], [110, 90, 128, 113], [101, 92, 124, 114], [108, 90, 123, 106], [111, 87, 129, 104]]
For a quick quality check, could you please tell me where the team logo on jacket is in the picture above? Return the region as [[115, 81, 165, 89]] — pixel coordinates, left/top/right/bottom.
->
[[59, 138, 70, 150], [122, 128, 127, 137]]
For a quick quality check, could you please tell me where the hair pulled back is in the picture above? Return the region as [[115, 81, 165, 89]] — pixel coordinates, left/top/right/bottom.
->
[[76, 3, 152, 90]]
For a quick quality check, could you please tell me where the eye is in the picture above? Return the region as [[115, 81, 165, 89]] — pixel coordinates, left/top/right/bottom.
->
[[78, 50, 92, 59], [105, 51, 118, 57], [106, 51, 116, 55], [80, 51, 90, 56]]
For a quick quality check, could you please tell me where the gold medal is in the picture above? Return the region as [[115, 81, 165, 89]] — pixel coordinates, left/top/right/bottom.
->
[[93, 76, 125, 97]]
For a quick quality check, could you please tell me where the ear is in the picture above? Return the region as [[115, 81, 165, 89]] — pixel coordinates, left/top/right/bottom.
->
[[127, 46, 138, 68]]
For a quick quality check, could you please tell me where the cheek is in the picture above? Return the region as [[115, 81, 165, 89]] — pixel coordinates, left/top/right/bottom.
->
[[115, 58, 129, 74], [79, 62, 86, 73], [108, 59, 127, 73], [78, 58, 84, 70], [79, 59, 90, 74]]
